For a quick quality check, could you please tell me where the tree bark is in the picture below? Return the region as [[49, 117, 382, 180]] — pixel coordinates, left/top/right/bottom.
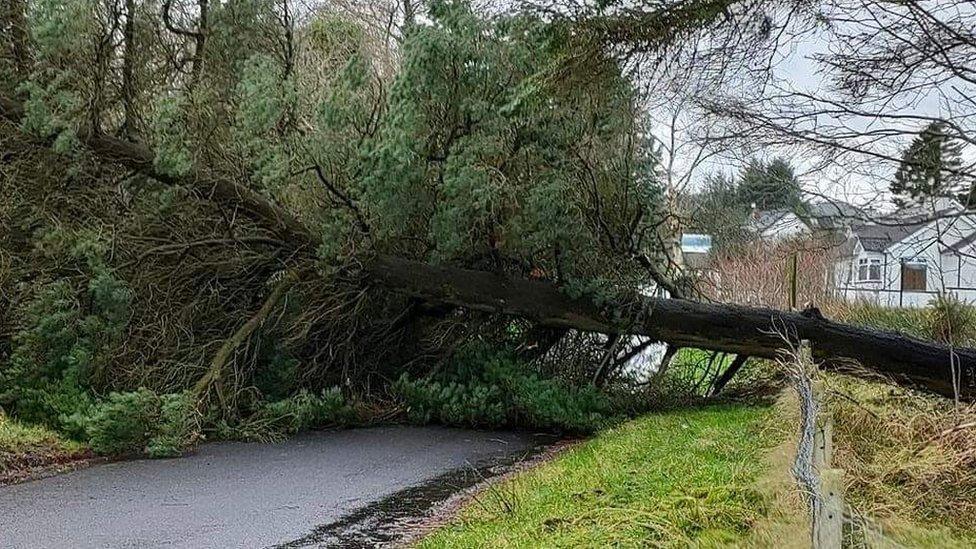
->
[[4, 0, 31, 76], [120, 0, 138, 139], [367, 255, 976, 400]]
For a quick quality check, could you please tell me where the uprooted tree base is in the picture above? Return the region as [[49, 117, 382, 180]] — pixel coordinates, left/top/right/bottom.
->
[[2, 95, 974, 403]]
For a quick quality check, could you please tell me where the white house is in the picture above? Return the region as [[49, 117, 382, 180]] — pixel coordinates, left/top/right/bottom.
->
[[833, 199, 976, 306], [746, 209, 810, 241]]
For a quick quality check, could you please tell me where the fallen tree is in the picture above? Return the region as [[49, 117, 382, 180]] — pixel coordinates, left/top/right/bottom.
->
[[368, 256, 976, 400], [3, 95, 974, 401]]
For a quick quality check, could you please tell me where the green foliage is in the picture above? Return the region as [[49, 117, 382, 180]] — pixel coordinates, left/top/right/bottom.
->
[[215, 388, 354, 442], [736, 157, 803, 211], [84, 388, 158, 455], [0, 230, 131, 432], [16, 74, 82, 152], [253, 387, 353, 435], [356, 1, 660, 284], [150, 96, 193, 177], [29, 0, 92, 64], [233, 54, 297, 190], [394, 346, 617, 433], [148, 392, 200, 458], [83, 389, 198, 457]]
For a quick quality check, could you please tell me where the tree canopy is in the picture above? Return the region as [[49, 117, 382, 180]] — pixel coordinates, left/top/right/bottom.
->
[[1, 0, 675, 422]]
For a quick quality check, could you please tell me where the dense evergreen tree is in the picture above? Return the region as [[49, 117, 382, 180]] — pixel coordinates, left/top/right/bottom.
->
[[736, 157, 802, 211], [891, 121, 967, 207]]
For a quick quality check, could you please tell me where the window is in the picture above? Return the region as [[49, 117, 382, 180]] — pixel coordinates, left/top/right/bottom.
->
[[857, 258, 882, 282], [901, 262, 927, 291]]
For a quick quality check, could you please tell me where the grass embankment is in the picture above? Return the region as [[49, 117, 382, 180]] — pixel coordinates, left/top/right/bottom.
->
[[421, 403, 792, 548], [421, 382, 976, 548], [0, 413, 90, 483]]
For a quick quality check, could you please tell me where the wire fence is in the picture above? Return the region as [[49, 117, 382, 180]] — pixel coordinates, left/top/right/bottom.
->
[[783, 339, 907, 549]]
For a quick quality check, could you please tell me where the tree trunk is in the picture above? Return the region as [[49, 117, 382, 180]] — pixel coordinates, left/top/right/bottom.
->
[[121, 0, 138, 139], [368, 255, 976, 400]]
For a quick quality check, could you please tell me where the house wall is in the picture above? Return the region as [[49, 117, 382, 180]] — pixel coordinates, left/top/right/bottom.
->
[[835, 215, 976, 306]]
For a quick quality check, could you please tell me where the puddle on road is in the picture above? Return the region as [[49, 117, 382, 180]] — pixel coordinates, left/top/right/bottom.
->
[[272, 439, 556, 548]]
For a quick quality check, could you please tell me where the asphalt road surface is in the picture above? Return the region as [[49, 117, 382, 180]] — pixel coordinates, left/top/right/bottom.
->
[[0, 426, 541, 548]]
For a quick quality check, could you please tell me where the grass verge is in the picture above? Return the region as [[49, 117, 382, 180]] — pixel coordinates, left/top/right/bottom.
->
[[0, 413, 90, 483], [419, 403, 782, 548]]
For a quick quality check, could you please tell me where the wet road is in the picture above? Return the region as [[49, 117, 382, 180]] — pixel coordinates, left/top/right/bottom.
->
[[0, 426, 541, 548]]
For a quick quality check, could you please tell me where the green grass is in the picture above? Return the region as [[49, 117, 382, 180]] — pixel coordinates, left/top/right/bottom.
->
[[420, 403, 779, 548], [0, 413, 88, 478]]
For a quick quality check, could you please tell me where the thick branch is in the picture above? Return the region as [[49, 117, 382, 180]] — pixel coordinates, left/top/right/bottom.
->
[[0, 96, 318, 250], [193, 270, 299, 399]]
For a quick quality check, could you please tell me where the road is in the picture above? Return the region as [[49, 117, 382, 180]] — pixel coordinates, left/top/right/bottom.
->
[[0, 426, 543, 548]]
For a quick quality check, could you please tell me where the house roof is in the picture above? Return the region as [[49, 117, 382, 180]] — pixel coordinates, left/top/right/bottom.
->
[[945, 231, 976, 254], [805, 201, 864, 229], [750, 209, 801, 232], [851, 223, 928, 252], [849, 203, 971, 252], [807, 201, 862, 219]]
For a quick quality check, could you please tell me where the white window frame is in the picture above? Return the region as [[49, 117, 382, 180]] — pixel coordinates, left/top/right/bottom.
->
[[857, 257, 882, 282]]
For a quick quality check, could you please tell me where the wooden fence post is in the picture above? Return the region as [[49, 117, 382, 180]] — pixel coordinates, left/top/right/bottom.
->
[[789, 252, 799, 310], [815, 468, 845, 548], [813, 415, 833, 470], [805, 338, 845, 549]]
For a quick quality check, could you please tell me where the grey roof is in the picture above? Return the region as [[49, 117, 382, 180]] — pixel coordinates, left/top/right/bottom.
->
[[946, 231, 976, 253], [805, 201, 864, 229], [851, 223, 925, 251], [807, 201, 862, 219], [847, 201, 969, 252]]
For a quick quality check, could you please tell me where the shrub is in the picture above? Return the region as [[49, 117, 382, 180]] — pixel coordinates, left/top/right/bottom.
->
[[85, 388, 159, 455], [1, 230, 132, 433], [256, 387, 353, 434], [147, 392, 199, 458], [219, 388, 354, 442], [927, 294, 976, 346], [84, 389, 199, 457], [394, 346, 618, 433]]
